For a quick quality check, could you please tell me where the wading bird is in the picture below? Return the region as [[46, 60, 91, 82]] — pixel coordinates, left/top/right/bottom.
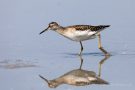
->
[[40, 22, 110, 56]]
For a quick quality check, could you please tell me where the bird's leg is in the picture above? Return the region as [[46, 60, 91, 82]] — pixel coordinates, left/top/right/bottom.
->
[[79, 41, 83, 56], [97, 33, 110, 56], [98, 55, 110, 77]]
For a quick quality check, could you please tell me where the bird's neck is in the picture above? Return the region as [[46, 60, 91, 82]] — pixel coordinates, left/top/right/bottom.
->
[[55, 26, 65, 35], [53, 77, 65, 84]]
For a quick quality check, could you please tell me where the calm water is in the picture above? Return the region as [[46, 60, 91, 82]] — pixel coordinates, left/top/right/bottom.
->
[[0, 0, 135, 90]]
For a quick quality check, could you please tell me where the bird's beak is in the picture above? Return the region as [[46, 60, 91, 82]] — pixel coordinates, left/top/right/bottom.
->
[[39, 26, 49, 35], [39, 75, 49, 84]]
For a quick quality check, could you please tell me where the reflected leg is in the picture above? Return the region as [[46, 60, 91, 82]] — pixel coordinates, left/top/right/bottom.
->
[[98, 55, 110, 77], [78, 55, 83, 69]]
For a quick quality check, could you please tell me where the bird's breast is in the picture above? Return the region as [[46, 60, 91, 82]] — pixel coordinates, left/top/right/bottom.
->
[[63, 75, 90, 85], [62, 28, 97, 41]]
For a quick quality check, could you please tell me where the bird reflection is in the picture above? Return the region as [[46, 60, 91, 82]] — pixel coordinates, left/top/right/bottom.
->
[[39, 55, 110, 88]]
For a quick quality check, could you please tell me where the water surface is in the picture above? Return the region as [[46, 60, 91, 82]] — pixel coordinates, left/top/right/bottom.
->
[[0, 0, 135, 90]]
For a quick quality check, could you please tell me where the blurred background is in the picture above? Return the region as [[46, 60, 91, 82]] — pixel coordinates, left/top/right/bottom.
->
[[0, 0, 135, 90]]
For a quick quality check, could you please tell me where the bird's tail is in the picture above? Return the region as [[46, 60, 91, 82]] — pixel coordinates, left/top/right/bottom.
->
[[100, 25, 110, 29], [91, 25, 110, 32], [92, 77, 109, 85]]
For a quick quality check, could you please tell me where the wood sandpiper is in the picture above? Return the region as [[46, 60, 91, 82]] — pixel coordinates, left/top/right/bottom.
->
[[39, 22, 110, 56]]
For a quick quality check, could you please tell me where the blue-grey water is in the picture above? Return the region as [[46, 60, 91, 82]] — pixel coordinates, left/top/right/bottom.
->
[[0, 0, 135, 90]]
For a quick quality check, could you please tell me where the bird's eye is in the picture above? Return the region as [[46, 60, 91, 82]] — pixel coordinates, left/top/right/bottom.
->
[[49, 24, 52, 27], [49, 84, 55, 88]]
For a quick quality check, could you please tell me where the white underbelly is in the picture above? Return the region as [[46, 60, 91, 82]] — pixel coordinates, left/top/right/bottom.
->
[[62, 30, 97, 41], [64, 75, 90, 85]]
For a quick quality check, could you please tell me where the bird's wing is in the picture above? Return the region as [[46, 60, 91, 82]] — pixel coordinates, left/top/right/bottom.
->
[[67, 25, 110, 31]]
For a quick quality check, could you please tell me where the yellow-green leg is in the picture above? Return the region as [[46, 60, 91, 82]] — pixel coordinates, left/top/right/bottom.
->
[[79, 41, 83, 56], [97, 33, 110, 56]]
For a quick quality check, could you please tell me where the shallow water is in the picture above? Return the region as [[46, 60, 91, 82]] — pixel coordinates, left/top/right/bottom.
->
[[0, 0, 135, 90]]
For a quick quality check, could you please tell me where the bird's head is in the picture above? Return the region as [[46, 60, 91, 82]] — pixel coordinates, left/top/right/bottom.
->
[[39, 22, 59, 34], [39, 75, 59, 88]]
